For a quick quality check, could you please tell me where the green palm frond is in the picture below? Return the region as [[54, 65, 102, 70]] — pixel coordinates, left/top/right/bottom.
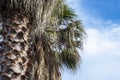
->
[[43, 0, 86, 72], [51, 1, 77, 25], [59, 47, 80, 71], [60, 5, 77, 21]]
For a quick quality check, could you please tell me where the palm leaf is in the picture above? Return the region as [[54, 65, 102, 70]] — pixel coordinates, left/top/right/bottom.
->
[[59, 47, 80, 71]]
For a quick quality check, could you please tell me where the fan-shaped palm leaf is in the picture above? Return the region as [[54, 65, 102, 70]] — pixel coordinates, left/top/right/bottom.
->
[[45, 2, 86, 72]]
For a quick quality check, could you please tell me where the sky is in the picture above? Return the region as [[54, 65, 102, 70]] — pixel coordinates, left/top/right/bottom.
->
[[62, 0, 120, 80]]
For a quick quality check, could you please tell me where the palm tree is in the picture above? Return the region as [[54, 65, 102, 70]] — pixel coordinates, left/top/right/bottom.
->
[[0, 0, 57, 80], [41, 1, 86, 80], [0, 0, 86, 80], [49, 1, 86, 70]]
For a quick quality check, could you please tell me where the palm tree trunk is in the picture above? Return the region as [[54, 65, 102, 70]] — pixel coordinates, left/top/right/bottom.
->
[[33, 37, 61, 80], [0, 14, 33, 80], [0, 0, 62, 80]]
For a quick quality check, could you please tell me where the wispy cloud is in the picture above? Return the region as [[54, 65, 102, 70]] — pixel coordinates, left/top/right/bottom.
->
[[63, 0, 120, 80], [81, 26, 120, 80], [67, 0, 120, 56], [63, 23, 120, 80], [84, 26, 120, 56]]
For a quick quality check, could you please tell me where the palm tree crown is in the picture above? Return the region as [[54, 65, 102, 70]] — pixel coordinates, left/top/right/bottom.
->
[[44, 1, 86, 72]]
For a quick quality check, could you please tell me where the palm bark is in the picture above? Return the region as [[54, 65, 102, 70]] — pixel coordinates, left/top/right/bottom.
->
[[0, 0, 61, 80], [33, 38, 61, 80], [0, 14, 33, 80]]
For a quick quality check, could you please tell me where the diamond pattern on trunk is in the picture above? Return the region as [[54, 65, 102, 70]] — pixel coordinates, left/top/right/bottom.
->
[[0, 14, 33, 80]]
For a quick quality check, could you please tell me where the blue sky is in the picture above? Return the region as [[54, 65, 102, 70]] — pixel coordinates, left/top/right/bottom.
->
[[62, 0, 120, 80], [81, 0, 120, 21]]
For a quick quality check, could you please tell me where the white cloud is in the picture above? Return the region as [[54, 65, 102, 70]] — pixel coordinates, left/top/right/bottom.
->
[[63, 16, 120, 80], [82, 22, 120, 80], [84, 26, 120, 56], [63, 0, 120, 80]]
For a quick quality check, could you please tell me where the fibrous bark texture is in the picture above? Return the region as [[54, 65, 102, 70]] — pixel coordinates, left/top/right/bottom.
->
[[0, 14, 33, 80], [0, 0, 61, 80], [0, 0, 57, 35], [33, 37, 61, 80]]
